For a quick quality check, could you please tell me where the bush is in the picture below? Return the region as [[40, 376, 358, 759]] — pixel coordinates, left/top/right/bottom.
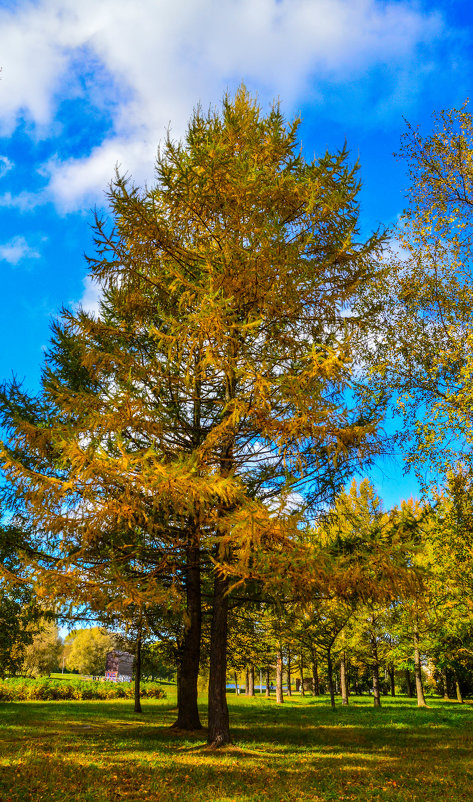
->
[[0, 677, 166, 701]]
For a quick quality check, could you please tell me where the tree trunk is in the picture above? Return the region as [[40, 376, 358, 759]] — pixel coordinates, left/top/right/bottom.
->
[[413, 628, 427, 707], [265, 667, 270, 697], [234, 670, 239, 695], [276, 647, 284, 704], [443, 668, 450, 699], [388, 664, 395, 696], [454, 671, 464, 704], [245, 665, 250, 696], [327, 647, 335, 709], [353, 666, 359, 695], [287, 648, 292, 696], [371, 635, 381, 708], [134, 619, 142, 714], [405, 668, 414, 697], [311, 648, 319, 695], [299, 653, 305, 696], [249, 665, 255, 697], [207, 572, 231, 746], [340, 651, 349, 705], [172, 540, 202, 730]]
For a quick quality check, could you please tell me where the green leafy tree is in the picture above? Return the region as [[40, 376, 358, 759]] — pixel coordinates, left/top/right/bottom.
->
[[22, 619, 62, 677], [66, 627, 117, 675], [0, 523, 43, 678]]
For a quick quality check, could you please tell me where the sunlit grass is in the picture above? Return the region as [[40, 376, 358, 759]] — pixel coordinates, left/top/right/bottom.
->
[[1, 690, 472, 801]]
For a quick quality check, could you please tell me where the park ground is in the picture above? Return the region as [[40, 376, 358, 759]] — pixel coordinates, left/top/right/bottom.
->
[[1, 690, 472, 801]]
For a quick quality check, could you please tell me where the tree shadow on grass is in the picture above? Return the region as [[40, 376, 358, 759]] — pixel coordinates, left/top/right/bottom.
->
[[1, 698, 473, 801]]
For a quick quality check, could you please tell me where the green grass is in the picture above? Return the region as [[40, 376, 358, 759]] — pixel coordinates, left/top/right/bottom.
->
[[1, 690, 472, 801]]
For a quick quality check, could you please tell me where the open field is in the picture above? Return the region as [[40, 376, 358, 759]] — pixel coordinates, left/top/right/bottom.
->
[[1, 691, 472, 801]]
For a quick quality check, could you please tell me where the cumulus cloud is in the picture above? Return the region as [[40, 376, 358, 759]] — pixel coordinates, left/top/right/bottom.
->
[[0, 156, 13, 178], [0, 235, 40, 265], [0, 0, 444, 209]]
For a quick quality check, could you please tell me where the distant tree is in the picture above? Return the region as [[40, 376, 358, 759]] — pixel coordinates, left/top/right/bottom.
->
[[66, 627, 116, 675], [366, 104, 473, 486], [22, 620, 62, 677], [0, 523, 42, 678]]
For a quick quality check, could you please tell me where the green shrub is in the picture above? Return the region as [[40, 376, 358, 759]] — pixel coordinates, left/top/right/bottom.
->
[[0, 677, 166, 701]]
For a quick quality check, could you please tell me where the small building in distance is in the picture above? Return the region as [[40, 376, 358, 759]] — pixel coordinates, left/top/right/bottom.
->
[[105, 650, 134, 682]]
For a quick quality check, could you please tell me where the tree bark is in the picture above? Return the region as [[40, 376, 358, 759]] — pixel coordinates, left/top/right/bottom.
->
[[327, 647, 335, 709], [370, 635, 381, 708], [276, 647, 284, 704], [340, 651, 349, 705], [413, 627, 427, 707], [134, 618, 142, 714], [454, 670, 464, 704], [443, 668, 450, 699], [207, 572, 231, 746], [311, 648, 319, 695], [287, 648, 292, 696], [249, 664, 255, 696], [299, 653, 305, 696], [388, 664, 395, 697], [405, 668, 414, 697], [172, 539, 202, 730], [245, 665, 250, 696], [234, 670, 239, 695], [265, 667, 270, 697], [353, 666, 359, 695]]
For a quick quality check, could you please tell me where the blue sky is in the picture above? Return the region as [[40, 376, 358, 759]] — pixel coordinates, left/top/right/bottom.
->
[[0, 0, 471, 508]]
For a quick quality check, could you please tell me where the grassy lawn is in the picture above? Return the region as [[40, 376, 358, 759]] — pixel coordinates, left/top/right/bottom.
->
[[1, 690, 472, 801]]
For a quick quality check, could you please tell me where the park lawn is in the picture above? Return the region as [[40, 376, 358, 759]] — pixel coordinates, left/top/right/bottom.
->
[[0, 692, 472, 802]]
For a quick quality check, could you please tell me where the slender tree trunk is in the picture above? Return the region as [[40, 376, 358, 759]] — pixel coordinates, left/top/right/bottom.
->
[[134, 617, 142, 714], [353, 666, 359, 695], [287, 648, 292, 696], [234, 670, 239, 695], [207, 572, 231, 746], [327, 647, 335, 709], [443, 668, 450, 699], [340, 651, 349, 706], [249, 665, 255, 697], [311, 648, 319, 695], [405, 668, 414, 697], [265, 667, 270, 698], [413, 628, 427, 707], [388, 665, 395, 696], [259, 669, 263, 695], [276, 646, 284, 704], [454, 671, 464, 704], [371, 635, 381, 708], [172, 539, 202, 730], [245, 665, 250, 696], [299, 653, 305, 696]]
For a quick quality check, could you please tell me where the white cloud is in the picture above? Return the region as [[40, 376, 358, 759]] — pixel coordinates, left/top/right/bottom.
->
[[0, 156, 13, 178], [0, 0, 444, 209], [43, 137, 154, 212], [0, 190, 44, 212], [0, 235, 40, 265], [76, 275, 101, 317]]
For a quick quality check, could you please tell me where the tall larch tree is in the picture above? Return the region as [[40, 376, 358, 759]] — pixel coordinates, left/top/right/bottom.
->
[[0, 88, 385, 746]]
